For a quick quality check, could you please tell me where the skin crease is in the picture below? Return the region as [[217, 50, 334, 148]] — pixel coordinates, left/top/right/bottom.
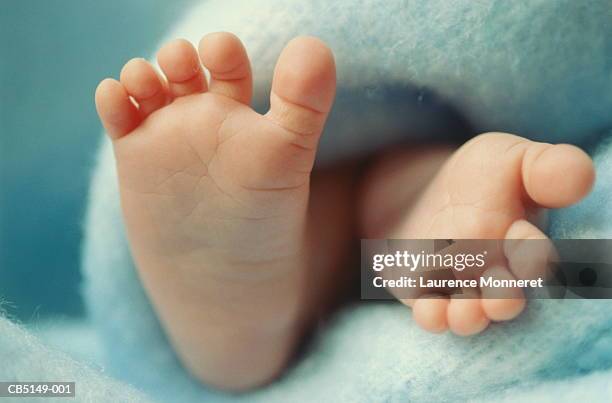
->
[[95, 32, 595, 390]]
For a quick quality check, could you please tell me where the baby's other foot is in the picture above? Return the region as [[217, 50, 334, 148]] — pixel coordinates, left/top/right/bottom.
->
[[95, 33, 335, 390], [381, 133, 593, 335], [404, 133, 593, 334]]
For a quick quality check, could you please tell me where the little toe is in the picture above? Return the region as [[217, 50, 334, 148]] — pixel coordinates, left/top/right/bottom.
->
[[447, 297, 490, 336], [95, 78, 140, 139], [198, 32, 252, 104], [413, 295, 450, 333], [480, 266, 526, 321], [522, 143, 595, 208], [266, 36, 336, 147], [157, 39, 207, 97], [120, 58, 168, 117]]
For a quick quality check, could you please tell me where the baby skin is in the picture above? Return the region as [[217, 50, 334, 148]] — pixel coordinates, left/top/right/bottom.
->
[[95, 33, 595, 391]]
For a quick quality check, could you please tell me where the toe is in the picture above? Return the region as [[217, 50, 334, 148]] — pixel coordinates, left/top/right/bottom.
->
[[266, 36, 336, 148], [95, 78, 140, 139], [120, 58, 168, 117], [198, 32, 252, 104], [157, 39, 207, 97], [522, 143, 595, 208], [504, 219, 555, 280], [447, 297, 490, 336], [221, 36, 336, 191], [480, 266, 526, 321], [413, 295, 450, 333]]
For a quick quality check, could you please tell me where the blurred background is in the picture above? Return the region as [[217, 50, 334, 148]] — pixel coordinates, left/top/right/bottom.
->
[[0, 0, 195, 321]]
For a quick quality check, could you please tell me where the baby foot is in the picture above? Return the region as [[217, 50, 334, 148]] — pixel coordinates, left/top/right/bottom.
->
[[395, 133, 594, 335], [95, 33, 335, 390]]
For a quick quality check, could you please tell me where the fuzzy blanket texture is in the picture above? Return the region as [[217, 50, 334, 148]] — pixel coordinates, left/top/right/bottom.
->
[[1, 0, 611, 402]]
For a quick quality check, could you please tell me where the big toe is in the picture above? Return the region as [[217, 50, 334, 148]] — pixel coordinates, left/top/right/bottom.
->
[[234, 36, 336, 190], [266, 36, 336, 140], [523, 143, 595, 208]]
